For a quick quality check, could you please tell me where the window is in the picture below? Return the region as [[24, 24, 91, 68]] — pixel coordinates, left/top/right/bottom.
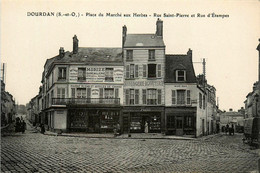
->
[[130, 89, 134, 105], [105, 68, 114, 82], [203, 95, 205, 109], [157, 89, 162, 105], [76, 88, 86, 98], [78, 68, 86, 81], [143, 65, 147, 78], [148, 64, 156, 78], [184, 116, 194, 128], [172, 90, 176, 104], [104, 88, 114, 98], [135, 89, 139, 104], [176, 70, 186, 82], [125, 89, 129, 105], [115, 88, 119, 98], [99, 88, 103, 98], [199, 93, 202, 108], [126, 50, 133, 60], [130, 64, 135, 79], [157, 64, 161, 78], [51, 90, 54, 104], [142, 89, 147, 104], [58, 67, 67, 80], [57, 88, 65, 98], [177, 90, 185, 105], [187, 90, 191, 105], [149, 50, 155, 60], [147, 89, 157, 105]]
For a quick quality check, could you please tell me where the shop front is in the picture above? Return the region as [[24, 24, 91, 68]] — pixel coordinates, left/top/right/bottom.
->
[[165, 107, 196, 136], [67, 107, 121, 133], [122, 106, 165, 133]]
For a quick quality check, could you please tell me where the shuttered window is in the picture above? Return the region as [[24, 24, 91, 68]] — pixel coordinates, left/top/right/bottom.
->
[[157, 64, 161, 78], [143, 65, 147, 78], [135, 89, 139, 105], [135, 65, 138, 78], [172, 90, 176, 104], [158, 89, 162, 105], [142, 89, 147, 104]]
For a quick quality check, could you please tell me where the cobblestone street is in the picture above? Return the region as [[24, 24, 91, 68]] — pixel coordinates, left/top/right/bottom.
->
[[1, 124, 260, 173]]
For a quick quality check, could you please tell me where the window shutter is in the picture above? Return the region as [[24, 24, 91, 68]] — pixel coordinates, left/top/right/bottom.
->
[[71, 88, 75, 98], [158, 89, 162, 105], [87, 88, 91, 98], [187, 90, 191, 104], [135, 65, 138, 78], [125, 89, 129, 105], [157, 64, 161, 78], [172, 90, 176, 104], [115, 88, 119, 98], [135, 89, 139, 105], [57, 88, 61, 98], [143, 65, 147, 78], [126, 65, 130, 78], [142, 89, 147, 104], [99, 88, 103, 98]]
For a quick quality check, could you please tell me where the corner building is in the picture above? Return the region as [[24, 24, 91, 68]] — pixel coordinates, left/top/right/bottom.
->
[[122, 19, 165, 133]]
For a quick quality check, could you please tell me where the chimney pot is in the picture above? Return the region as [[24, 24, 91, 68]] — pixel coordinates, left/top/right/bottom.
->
[[73, 35, 79, 54], [122, 25, 127, 47], [59, 47, 65, 58]]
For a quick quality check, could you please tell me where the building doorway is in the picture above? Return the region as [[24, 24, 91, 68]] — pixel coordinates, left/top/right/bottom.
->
[[176, 116, 183, 136]]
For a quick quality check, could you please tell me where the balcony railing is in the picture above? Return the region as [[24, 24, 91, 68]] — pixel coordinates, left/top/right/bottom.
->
[[52, 98, 120, 106]]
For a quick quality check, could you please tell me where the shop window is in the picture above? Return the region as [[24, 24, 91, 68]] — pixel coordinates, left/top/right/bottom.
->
[[126, 50, 133, 61], [147, 89, 157, 105], [187, 90, 191, 105], [58, 67, 66, 80], [177, 90, 185, 105], [148, 50, 155, 60], [78, 68, 86, 81], [176, 70, 186, 82], [148, 64, 156, 78], [167, 116, 175, 128], [105, 68, 114, 82]]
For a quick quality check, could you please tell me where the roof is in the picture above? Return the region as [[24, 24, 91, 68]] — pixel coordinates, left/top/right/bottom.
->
[[165, 54, 197, 83], [124, 34, 165, 48], [221, 111, 244, 117], [44, 47, 123, 75]]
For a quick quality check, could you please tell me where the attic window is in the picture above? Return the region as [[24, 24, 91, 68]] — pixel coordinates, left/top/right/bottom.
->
[[176, 70, 186, 82]]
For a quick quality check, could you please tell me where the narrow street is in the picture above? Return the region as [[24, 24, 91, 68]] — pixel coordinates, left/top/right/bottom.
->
[[1, 122, 259, 173]]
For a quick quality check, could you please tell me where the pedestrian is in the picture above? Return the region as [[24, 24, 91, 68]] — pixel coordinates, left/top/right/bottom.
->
[[20, 120, 26, 133], [225, 124, 229, 135], [231, 124, 235, 135], [15, 117, 21, 132], [145, 121, 149, 133], [40, 124, 45, 134], [229, 123, 232, 136]]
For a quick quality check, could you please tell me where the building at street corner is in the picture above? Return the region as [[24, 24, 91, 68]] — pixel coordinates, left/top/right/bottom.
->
[[164, 51, 217, 137], [122, 19, 165, 133], [40, 35, 124, 133]]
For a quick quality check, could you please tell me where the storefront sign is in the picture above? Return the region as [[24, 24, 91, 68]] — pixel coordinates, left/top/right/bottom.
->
[[71, 84, 122, 88], [125, 80, 163, 87]]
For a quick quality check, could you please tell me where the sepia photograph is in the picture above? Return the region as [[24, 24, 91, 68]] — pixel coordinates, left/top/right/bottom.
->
[[1, 0, 260, 172]]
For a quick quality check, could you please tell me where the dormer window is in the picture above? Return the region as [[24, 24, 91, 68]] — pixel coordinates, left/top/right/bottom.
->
[[176, 70, 186, 82]]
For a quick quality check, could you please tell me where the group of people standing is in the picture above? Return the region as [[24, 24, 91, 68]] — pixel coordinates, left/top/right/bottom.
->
[[14, 117, 26, 133], [224, 123, 235, 136]]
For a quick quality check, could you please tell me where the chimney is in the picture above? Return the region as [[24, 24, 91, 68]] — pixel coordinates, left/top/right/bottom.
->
[[59, 47, 65, 58], [156, 18, 163, 37], [122, 25, 127, 47], [187, 48, 192, 60], [229, 108, 233, 112], [73, 35, 79, 54]]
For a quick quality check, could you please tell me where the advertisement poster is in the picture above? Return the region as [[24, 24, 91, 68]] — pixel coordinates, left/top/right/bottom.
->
[[1, 0, 260, 172]]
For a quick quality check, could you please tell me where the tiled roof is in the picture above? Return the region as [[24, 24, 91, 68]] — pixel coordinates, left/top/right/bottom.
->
[[165, 54, 197, 83], [124, 34, 165, 48]]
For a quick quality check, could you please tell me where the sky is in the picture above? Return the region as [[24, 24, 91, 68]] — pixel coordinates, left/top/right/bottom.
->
[[1, 0, 260, 111]]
